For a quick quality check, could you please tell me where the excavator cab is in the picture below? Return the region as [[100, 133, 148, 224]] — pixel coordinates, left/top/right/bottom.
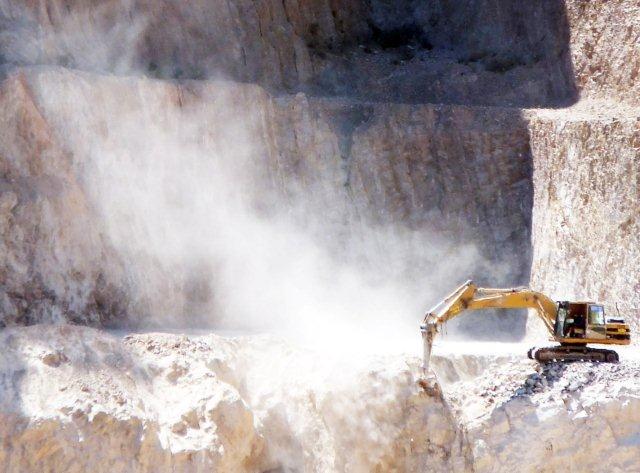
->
[[556, 302, 612, 342]]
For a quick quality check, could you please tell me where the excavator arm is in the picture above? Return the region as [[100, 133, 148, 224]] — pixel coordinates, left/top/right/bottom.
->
[[420, 280, 558, 371]]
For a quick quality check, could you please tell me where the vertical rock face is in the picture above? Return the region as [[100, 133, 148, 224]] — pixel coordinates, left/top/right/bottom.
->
[[0, 71, 124, 326], [529, 108, 640, 335], [565, 0, 640, 105], [0, 67, 532, 336], [344, 104, 532, 281], [0, 0, 622, 108], [1, 1, 638, 333], [0, 0, 576, 105], [524, 1, 640, 334]]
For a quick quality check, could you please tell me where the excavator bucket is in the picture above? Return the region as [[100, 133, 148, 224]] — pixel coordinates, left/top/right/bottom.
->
[[420, 281, 475, 374], [421, 322, 436, 373]]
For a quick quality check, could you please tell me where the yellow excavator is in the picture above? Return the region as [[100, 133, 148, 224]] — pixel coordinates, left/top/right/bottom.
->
[[421, 280, 631, 371]]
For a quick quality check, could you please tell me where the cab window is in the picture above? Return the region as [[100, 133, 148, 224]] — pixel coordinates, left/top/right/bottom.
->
[[588, 305, 605, 325], [555, 306, 568, 337]]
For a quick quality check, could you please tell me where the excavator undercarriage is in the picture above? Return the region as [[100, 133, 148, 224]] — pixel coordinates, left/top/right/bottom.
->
[[527, 345, 620, 363]]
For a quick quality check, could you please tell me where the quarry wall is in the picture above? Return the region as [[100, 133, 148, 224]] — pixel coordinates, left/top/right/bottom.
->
[[564, 0, 640, 105], [0, 1, 638, 472], [0, 67, 532, 336], [1, 0, 639, 334], [1, 1, 636, 105], [1, 0, 577, 105]]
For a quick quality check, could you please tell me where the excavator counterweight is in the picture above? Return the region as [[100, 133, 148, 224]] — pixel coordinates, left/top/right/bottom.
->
[[421, 280, 631, 372]]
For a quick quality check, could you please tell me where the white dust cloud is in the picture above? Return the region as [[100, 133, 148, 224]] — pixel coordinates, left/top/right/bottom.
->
[[1, 1, 514, 353]]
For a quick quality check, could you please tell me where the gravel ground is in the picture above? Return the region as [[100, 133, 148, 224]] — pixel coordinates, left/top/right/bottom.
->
[[430, 341, 640, 427]]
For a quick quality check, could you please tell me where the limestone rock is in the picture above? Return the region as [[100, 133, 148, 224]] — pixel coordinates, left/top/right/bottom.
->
[[528, 105, 640, 336]]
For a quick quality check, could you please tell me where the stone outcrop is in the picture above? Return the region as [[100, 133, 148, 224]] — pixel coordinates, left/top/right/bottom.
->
[[432, 347, 640, 473], [1, 325, 638, 472], [0, 325, 467, 473], [0, 69, 117, 326]]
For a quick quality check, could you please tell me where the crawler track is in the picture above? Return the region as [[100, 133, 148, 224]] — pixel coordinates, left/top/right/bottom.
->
[[527, 345, 619, 363]]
